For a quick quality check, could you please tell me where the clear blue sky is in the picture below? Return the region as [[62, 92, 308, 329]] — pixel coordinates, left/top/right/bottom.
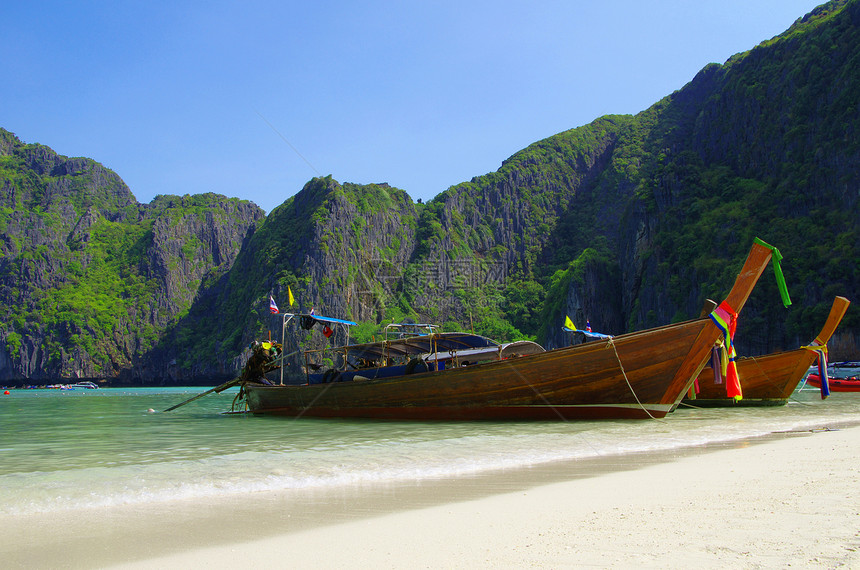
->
[[2, 1, 821, 213]]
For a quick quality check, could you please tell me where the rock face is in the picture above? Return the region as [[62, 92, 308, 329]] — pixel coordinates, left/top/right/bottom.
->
[[157, 177, 422, 381], [0, 129, 265, 384]]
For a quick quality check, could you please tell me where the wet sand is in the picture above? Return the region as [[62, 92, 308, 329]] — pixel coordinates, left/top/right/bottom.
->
[[4, 425, 859, 569]]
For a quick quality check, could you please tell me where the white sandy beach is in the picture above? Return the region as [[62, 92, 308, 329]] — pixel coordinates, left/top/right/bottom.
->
[[5, 425, 859, 569]]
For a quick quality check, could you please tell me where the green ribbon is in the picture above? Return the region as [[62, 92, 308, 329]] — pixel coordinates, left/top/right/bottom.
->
[[754, 237, 792, 307]]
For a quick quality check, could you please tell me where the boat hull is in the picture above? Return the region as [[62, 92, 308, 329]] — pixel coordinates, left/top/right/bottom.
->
[[244, 317, 719, 420]]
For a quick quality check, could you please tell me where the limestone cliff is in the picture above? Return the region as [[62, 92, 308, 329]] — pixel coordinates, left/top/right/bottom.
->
[[155, 176, 420, 381], [0, 130, 264, 383]]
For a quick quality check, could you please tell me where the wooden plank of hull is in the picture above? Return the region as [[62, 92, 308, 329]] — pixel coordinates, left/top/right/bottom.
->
[[688, 296, 851, 406], [244, 241, 775, 420], [242, 402, 678, 420]]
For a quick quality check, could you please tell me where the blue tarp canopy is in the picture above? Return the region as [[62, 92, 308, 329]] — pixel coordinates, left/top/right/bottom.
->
[[562, 326, 612, 340], [284, 313, 358, 326], [342, 332, 498, 361]]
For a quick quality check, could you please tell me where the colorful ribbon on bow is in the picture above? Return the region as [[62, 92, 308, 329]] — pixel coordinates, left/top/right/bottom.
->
[[802, 339, 830, 400], [753, 237, 792, 308], [709, 301, 742, 400], [711, 344, 723, 385]]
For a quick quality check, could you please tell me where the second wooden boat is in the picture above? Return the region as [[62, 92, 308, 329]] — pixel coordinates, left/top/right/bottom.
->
[[685, 296, 851, 406]]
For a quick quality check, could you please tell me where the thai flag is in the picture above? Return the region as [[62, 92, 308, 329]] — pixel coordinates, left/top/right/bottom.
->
[[269, 295, 279, 314]]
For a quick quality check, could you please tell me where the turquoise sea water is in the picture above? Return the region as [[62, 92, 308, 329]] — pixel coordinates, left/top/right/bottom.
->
[[0, 384, 858, 516]]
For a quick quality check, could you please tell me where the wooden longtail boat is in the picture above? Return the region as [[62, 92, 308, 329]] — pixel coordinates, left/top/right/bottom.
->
[[229, 240, 777, 420], [239, 242, 779, 419], [684, 296, 851, 407]]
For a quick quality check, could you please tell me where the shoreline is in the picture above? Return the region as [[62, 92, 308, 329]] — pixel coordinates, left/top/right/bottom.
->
[[3, 422, 859, 568]]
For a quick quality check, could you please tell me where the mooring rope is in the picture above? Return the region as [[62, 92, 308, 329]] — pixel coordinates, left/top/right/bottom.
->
[[231, 387, 249, 413], [499, 359, 606, 456], [747, 356, 778, 389], [604, 338, 659, 420]]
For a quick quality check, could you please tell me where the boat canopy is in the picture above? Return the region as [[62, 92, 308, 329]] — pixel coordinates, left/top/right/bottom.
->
[[563, 326, 612, 340], [282, 313, 358, 326], [342, 332, 498, 361]]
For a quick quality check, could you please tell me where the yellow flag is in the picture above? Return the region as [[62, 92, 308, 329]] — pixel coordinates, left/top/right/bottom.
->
[[564, 316, 576, 331], [288, 286, 295, 307]]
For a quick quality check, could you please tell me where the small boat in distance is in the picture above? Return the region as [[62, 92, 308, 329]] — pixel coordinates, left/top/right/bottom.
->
[[215, 239, 780, 420], [684, 296, 851, 406], [56, 381, 100, 390], [804, 362, 860, 393]]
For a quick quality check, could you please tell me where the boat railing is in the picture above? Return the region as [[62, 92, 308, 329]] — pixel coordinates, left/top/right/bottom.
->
[[300, 345, 347, 379], [297, 339, 499, 382], [276, 312, 358, 385], [382, 322, 440, 341]]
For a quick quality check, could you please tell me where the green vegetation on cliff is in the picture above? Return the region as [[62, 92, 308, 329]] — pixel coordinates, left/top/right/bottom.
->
[[0, 132, 264, 380]]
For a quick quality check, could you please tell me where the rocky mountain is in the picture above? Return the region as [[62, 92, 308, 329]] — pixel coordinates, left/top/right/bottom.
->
[[142, 176, 421, 382], [0, 129, 265, 383], [1, 0, 858, 384]]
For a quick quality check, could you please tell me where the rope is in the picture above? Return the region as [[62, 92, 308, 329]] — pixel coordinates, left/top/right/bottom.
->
[[604, 338, 660, 420], [800, 341, 827, 354], [747, 355, 778, 390], [231, 387, 248, 413], [498, 359, 606, 455]]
